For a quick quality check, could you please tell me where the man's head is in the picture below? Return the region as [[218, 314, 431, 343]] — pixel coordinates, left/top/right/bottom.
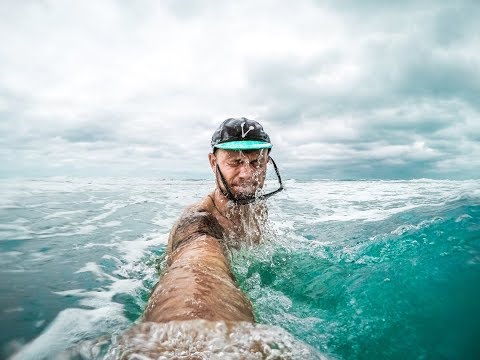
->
[[209, 148, 269, 200], [209, 118, 283, 204]]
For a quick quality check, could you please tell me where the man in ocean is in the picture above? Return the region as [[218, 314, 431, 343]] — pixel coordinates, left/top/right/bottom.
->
[[142, 117, 284, 324], [109, 119, 320, 359]]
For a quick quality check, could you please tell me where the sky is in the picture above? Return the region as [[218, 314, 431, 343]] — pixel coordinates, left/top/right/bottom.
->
[[1, 0, 479, 180]]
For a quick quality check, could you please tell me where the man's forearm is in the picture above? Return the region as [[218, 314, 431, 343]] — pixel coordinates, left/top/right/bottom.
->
[[143, 235, 254, 323]]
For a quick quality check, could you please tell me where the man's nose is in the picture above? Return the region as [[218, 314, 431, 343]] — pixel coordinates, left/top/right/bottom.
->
[[238, 162, 254, 179]]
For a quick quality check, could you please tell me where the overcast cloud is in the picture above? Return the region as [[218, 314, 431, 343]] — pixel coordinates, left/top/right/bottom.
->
[[1, 0, 479, 179]]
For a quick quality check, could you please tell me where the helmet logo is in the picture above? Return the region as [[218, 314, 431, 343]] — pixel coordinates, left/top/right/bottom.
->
[[241, 121, 254, 138]]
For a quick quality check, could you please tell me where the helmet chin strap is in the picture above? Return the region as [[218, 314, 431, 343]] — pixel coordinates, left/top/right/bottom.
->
[[215, 164, 255, 204], [215, 157, 284, 205]]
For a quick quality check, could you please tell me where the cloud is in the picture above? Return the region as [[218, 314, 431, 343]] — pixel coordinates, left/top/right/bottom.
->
[[244, 0, 480, 179], [0, 0, 479, 179]]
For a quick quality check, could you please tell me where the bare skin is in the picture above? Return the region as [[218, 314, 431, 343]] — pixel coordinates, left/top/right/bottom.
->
[[207, 149, 269, 244], [109, 149, 321, 359], [143, 149, 269, 324]]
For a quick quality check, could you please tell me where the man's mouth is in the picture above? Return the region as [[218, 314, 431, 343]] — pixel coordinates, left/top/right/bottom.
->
[[232, 183, 258, 196]]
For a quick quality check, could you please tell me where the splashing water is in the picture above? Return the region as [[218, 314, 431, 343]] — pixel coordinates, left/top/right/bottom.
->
[[1, 178, 479, 359], [102, 320, 324, 360]]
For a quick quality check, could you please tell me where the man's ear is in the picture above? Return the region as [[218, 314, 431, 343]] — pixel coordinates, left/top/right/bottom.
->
[[208, 152, 217, 173]]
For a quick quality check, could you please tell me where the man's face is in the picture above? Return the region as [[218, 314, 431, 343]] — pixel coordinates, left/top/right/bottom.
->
[[209, 149, 269, 198]]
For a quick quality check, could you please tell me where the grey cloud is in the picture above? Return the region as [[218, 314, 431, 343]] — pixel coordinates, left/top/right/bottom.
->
[[163, 0, 205, 19], [248, 56, 396, 123], [62, 124, 114, 143], [288, 157, 444, 180], [431, 3, 480, 46], [0, 88, 30, 111], [370, 116, 453, 136], [466, 131, 480, 142], [319, 0, 479, 17], [248, 70, 476, 179], [425, 138, 467, 156], [395, 52, 480, 108], [1, 0, 479, 180], [355, 107, 461, 144]]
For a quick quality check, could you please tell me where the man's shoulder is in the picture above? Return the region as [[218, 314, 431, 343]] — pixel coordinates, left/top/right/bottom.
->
[[175, 196, 214, 226], [167, 196, 224, 253]]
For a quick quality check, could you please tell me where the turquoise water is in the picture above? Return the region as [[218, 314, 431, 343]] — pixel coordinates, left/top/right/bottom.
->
[[0, 178, 479, 359]]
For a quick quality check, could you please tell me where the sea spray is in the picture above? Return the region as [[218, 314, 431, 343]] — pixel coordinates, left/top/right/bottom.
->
[[1, 178, 479, 359]]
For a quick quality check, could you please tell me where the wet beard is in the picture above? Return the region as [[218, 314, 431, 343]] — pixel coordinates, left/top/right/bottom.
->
[[216, 165, 262, 205], [215, 157, 284, 205], [230, 183, 261, 201]]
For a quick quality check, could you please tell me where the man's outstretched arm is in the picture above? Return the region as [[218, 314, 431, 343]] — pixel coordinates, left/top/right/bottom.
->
[[143, 206, 254, 323]]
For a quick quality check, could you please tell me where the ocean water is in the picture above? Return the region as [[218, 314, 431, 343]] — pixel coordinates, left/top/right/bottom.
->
[[0, 178, 479, 359]]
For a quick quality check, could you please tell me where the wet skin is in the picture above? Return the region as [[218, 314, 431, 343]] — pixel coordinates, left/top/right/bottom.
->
[[208, 149, 269, 200], [143, 149, 268, 323], [112, 150, 320, 359]]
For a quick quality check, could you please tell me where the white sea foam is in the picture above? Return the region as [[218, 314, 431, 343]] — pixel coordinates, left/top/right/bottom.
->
[[151, 213, 177, 229], [0, 250, 23, 260], [99, 220, 121, 228], [4, 307, 24, 313], [0, 223, 32, 240], [31, 224, 98, 239], [10, 306, 127, 360], [44, 210, 86, 219], [390, 217, 444, 236], [30, 252, 54, 262], [75, 262, 118, 282], [269, 179, 480, 223], [112, 229, 132, 234], [115, 232, 168, 263], [12, 217, 29, 224], [455, 214, 473, 222], [2, 177, 479, 359], [87, 202, 126, 223], [35, 320, 45, 328], [25, 263, 147, 358], [54, 274, 142, 311], [13, 229, 171, 358], [83, 242, 117, 249]]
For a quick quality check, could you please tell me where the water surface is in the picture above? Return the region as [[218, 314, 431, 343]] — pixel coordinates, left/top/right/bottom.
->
[[1, 178, 479, 359]]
